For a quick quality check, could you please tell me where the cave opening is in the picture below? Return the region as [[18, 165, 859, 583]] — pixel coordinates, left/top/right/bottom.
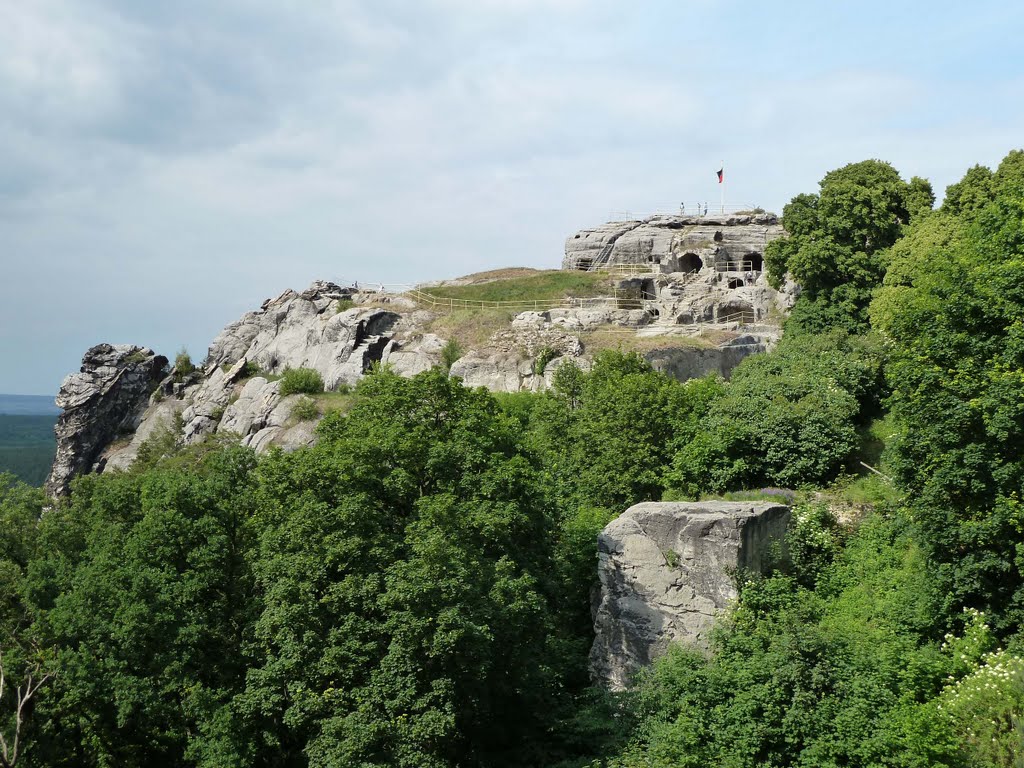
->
[[679, 252, 703, 273]]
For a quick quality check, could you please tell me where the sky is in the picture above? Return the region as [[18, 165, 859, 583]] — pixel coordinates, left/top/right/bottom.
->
[[1, 0, 1023, 395]]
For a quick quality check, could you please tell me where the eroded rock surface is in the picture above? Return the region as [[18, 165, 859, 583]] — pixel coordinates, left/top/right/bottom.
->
[[48, 261, 786, 493], [46, 344, 167, 497], [590, 501, 790, 690], [564, 213, 784, 273]]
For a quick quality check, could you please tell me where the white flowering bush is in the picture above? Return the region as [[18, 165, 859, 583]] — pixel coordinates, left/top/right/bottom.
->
[[934, 610, 1024, 767], [786, 503, 844, 586]]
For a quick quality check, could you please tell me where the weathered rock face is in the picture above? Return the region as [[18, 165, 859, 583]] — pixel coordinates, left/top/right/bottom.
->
[[48, 271, 782, 493], [590, 501, 790, 690], [564, 213, 784, 273], [644, 336, 769, 381], [46, 344, 167, 497]]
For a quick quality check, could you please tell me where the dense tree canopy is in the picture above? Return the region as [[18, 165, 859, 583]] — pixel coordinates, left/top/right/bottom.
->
[[765, 159, 932, 334]]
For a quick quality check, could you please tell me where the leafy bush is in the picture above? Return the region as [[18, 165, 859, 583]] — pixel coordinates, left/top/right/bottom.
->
[[292, 396, 318, 421], [440, 338, 462, 372], [786, 503, 845, 587], [278, 367, 324, 396], [173, 348, 195, 379], [533, 346, 558, 376]]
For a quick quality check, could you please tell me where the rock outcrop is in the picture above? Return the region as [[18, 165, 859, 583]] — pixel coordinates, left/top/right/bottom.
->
[[46, 344, 167, 497], [564, 213, 783, 273], [590, 501, 791, 690], [47, 251, 789, 494]]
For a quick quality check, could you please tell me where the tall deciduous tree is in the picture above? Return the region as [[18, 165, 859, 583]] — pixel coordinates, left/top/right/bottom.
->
[[872, 148, 1024, 626], [766, 160, 929, 333]]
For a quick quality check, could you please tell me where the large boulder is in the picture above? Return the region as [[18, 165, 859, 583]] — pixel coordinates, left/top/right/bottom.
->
[[46, 344, 167, 496], [590, 501, 790, 690]]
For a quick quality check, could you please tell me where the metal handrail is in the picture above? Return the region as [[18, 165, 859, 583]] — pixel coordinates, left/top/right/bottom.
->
[[714, 260, 763, 273]]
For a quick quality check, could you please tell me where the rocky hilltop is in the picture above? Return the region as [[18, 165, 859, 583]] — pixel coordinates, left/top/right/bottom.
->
[[564, 212, 783, 273], [47, 214, 791, 495]]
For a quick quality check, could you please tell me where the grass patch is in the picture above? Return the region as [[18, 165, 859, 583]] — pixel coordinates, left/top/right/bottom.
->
[[829, 473, 900, 507], [425, 308, 518, 351], [709, 488, 801, 504], [858, 413, 899, 472], [418, 270, 612, 305], [580, 327, 714, 355], [312, 391, 357, 417]]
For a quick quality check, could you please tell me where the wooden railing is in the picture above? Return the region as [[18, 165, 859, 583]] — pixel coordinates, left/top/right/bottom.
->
[[402, 287, 634, 313]]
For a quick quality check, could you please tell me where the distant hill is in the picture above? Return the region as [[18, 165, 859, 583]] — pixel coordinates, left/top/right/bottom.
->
[[0, 394, 59, 486]]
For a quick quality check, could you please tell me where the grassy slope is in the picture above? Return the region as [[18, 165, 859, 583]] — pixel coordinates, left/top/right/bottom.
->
[[420, 270, 613, 303]]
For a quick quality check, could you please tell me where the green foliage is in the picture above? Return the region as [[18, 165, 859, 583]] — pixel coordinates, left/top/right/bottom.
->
[[240, 367, 570, 766], [291, 396, 318, 421], [766, 159, 922, 333], [611, 513, 958, 768], [872, 148, 1024, 625], [173, 347, 196, 379], [943, 163, 996, 216], [666, 331, 883, 495], [786, 503, 846, 587], [25, 447, 260, 766], [528, 351, 721, 511], [533, 346, 558, 376], [440, 338, 463, 372], [930, 643, 1024, 767], [278, 366, 325, 396]]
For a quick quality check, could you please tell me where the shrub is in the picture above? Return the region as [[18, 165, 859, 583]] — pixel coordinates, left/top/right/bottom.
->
[[533, 346, 558, 376], [440, 339, 462, 372], [292, 397, 319, 421], [239, 360, 261, 379], [174, 348, 196, 380], [279, 367, 325, 396]]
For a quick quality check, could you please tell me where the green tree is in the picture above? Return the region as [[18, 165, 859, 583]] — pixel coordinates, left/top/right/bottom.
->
[[872, 148, 1024, 627], [766, 160, 923, 333], [25, 447, 259, 767], [666, 331, 884, 495], [237, 367, 567, 767]]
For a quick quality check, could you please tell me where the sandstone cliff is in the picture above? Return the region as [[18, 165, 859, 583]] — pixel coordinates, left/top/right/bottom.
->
[[590, 501, 791, 689], [564, 212, 783, 273], [46, 344, 167, 496]]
